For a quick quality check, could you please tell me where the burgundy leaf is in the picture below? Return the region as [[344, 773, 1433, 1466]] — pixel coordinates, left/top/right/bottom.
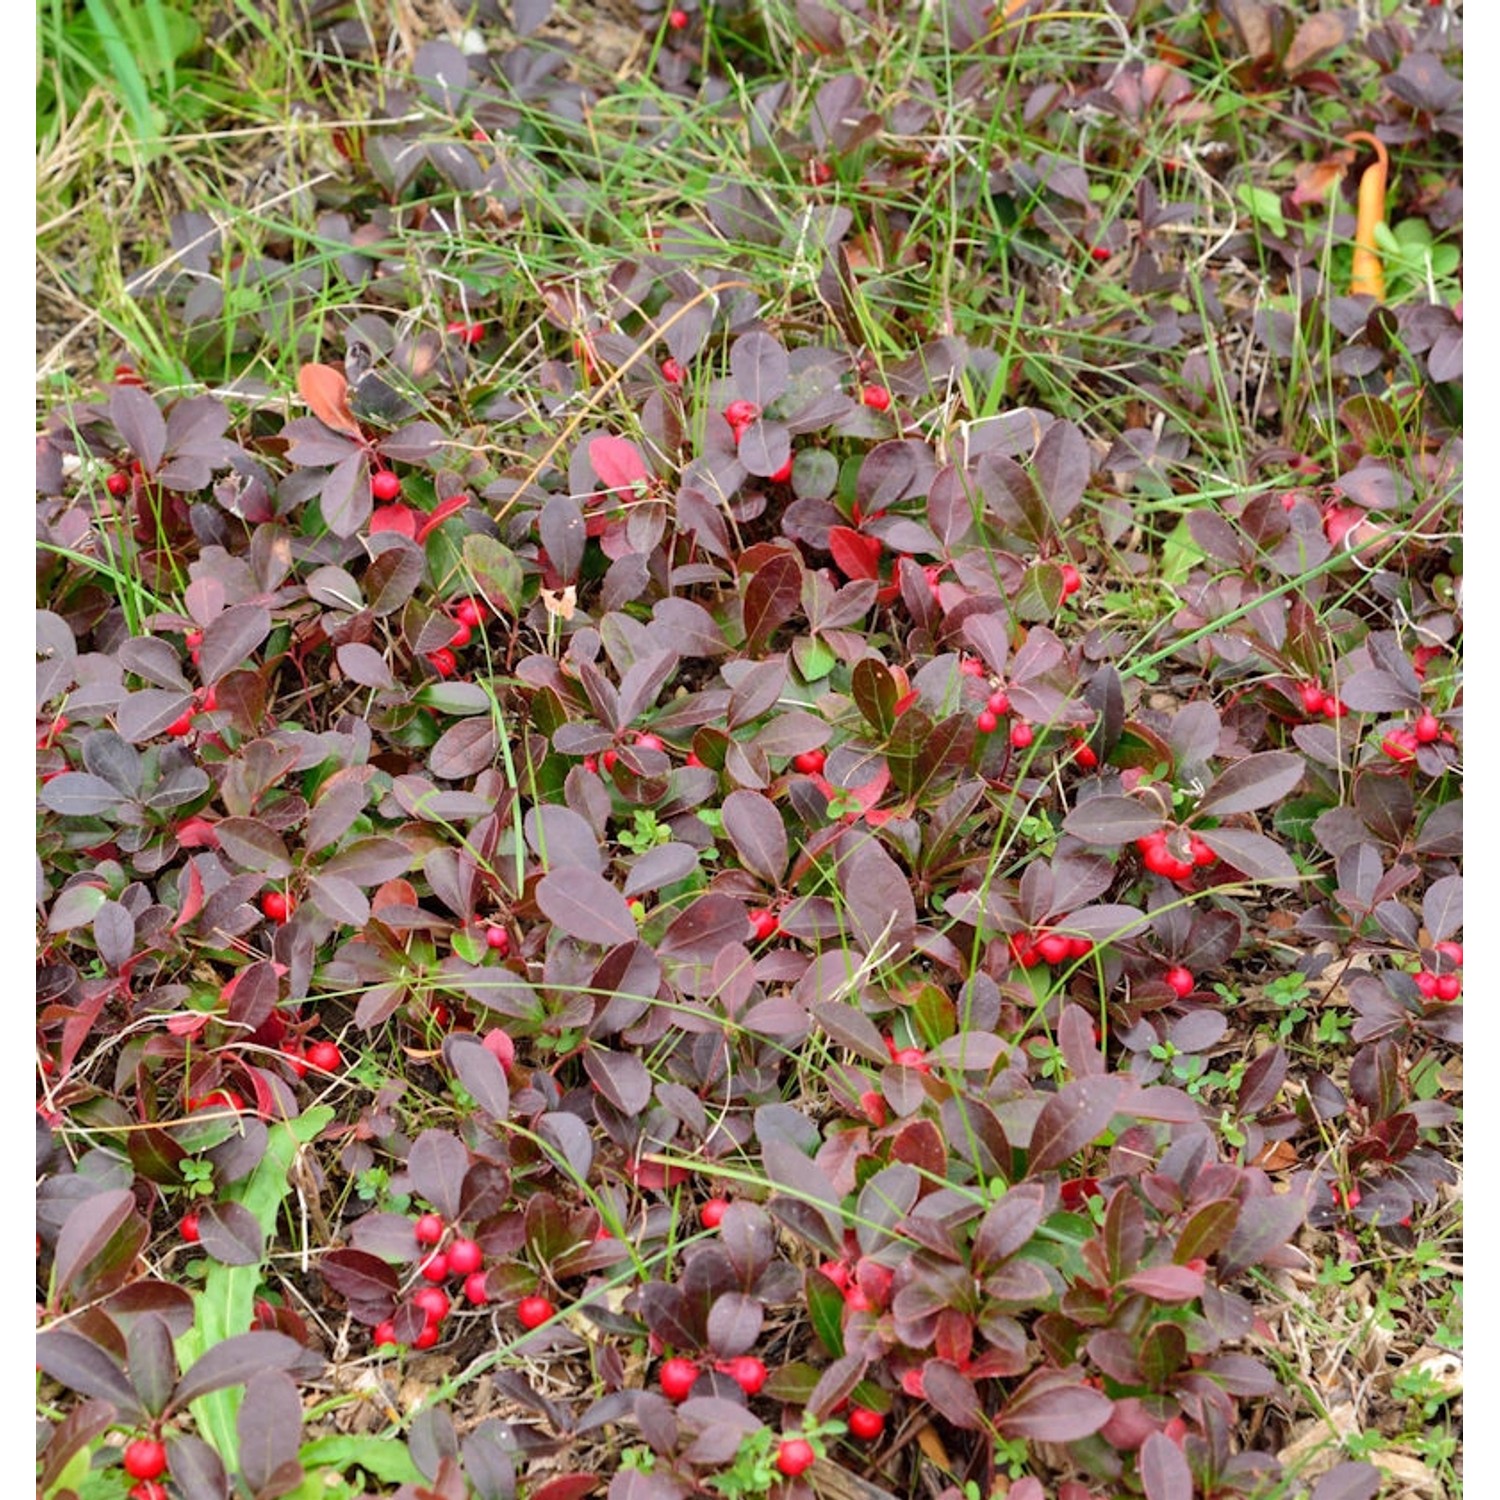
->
[[444, 1034, 511, 1120], [1195, 751, 1304, 817], [1197, 827, 1298, 884], [995, 1376, 1113, 1442], [721, 790, 788, 886], [110, 385, 167, 472], [537, 870, 636, 947], [583, 1047, 652, 1114], [1311, 1462, 1383, 1500], [199, 1202, 265, 1266], [237, 1369, 304, 1493], [320, 1249, 400, 1311], [117, 689, 196, 744], [1219, 1178, 1311, 1278], [1140, 1431, 1194, 1500], [408, 1130, 469, 1221], [36, 1330, 143, 1416], [1063, 796, 1162, 846], [706, 1292, 764, 1358], [170, 1332, 320, 1409], [1123, 1264, 1205, 1303], [922, 1360, 984, 1429], [430, 718, 499, 780], [731, 331, 790, 407], [973, 1183, 1047, 1272], [54, 1189, 139, 1299], [199, 604, 271, 686], [337, 642, 396, 689], [1027, 1076, 1130, 1174], [743, 553, 803, 654]]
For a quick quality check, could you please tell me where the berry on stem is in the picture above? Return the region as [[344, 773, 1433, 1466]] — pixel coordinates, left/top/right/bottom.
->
[[305, 1040, 342, 1073], [447, 1238, 483, 1276], [412, 1323, 440, 1349], [1059, 563, 1082, 598], [413, 1287, 450, 1323], [463, 1270, 490, 1305], [976, 708, 999, 734], [420, 1252, 450, 1282], [106, 471, 130, 497], [770, 456, 794, 484], [123, 1439, 168, 1481], [700, 1198, 729, 1229], [179, 1211, 201, 1243], [1164, 966, 1195, 998], [427, 647, 457, 677], [793, 748, 826, 774], [848, 1407, 885, 1441], [720, 1355, 767, 1395], [372, 470, 402, 502], [486, 924, 511, 953], [374, 1320, 399, 1348], [777, 1439, 816, 1477], [261, 891, 291, 923], [414, 1213, 445, 1246], [517, 1294, 554, 1329], [659, 1357, 699, 1402], [861, 383, 892, 411], [749, 908, 779, 941], [1415, 712, 1441, 743], [660, 357, 685, 384], [1010, 721, 1034, 749]]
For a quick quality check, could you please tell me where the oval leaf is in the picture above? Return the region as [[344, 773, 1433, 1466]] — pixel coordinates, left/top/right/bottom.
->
[[537, 870, 637, 947]]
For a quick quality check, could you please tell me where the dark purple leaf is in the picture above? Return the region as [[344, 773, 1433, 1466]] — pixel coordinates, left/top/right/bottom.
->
[[215, 818, 293, 877], [537, 870, 635, 946], [110, 386, 167, 472], [1423, 875, 1461, 941], [117, 689, 196, 744], [583, 1048, 652, 1114], [659, 894, 748, 961], [429, 717, 498, 780], [1027, 1076, 1129, 1174], [307, 873, 370, 928], [623, 843, 699, 897], [320, 450, 371, 537], [36, 1330, 142, 1416], [93, 900, 135, 970], [537, 1111, 594, 1180], [806, 1351, 867, 1420], [320, 1249, 400, 1312], [54, 1188, 139, 1298], [337, 642, 396, 689], [922, 1360, 984, 1429], [237, 1369, 303, 1493], [1123, 1264, 1205, 1303], [763, 1139, 844, 1250], [1034, 419, 1089, 523], [839, 832, 916, 956], [721, 791, 788, 886], [39, 772, 129, 816], [199, 604, 271, 686], [1195, 751, 1304, 817], [1140, 1431, 1194, 1500], [1312, 1462, 1383, 1500], [738, 419, 792, 479], [199, 1201, 265, 1266], [1063, 796, 1162, 846], [321, 837, 414, 886], [731, 331, 790, 407], [365, 541, 425, 616], [1198, 827, 1298, 884], [995, 1376, 1113, 1442], [973, 1183, 1046, 1271], [617, 650, 679, 726], [743, 554, 802, 655], [171, 1332, 320, 1408], [38, 1398, 117, 1493], [1219, 1178, 1310, 1278], [408, 1130, 469, 1222], [706, 1292, 764, 1357], [540, 495, 587, 584], [166, 1434, 230, 1500], [445, 1034, 511, 1119]]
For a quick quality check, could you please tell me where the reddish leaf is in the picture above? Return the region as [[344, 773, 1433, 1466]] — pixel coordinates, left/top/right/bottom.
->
[[1140, 1432, 1193, 1500], [35, 1331, 142, 1417], [743, 553, 803, 654], [828, 525, 882, 581], [995, 1374, 1113, 1442], [237, 1369, 303, 1494], [590, 435, 648, 495], [1027, 1076, 1130, 1174], [297, 363, 362, 438], [199, 1202, 265, 1266], [721, 791, 788, 886], [1195, 751, 1304, 817], [408, 1130, 469, 1221]]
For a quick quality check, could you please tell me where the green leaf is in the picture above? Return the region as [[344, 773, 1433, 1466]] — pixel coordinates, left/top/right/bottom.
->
[[297, 1435, 425, 1485]]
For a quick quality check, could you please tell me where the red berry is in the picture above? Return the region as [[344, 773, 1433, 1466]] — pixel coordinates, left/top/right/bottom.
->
[[413, 1287, 451, 1323], [749, 908, 779, 941], [602, 748, 618, 771], [414, 1213, 445, 1246], [1036, 933, 1072, 965], [891, 1047, 928, 1073], [427, 647, 457, 677], [848, 1407, 885, 1441], [1415, 971, 1440, 998], [685, 751, 705, 767], [1190, 836, 1217, 867], [184, 629, 202, 648], [1382, 730, 1418, 762], [1436, 974, 1461, 1001], [987, 689, 1011, 715], [486, 925, 511, 952], [130, 1482, 168, 1500], [769, 457, 794, 483], [166, 711, 195, 737], [517, 1294, 554, 1329], [809, 159, 834, 185], [659, 1357, 699, 1401], [1009, 934, 1041, 968], [777, 1439, 817, 1477], [372, 470, 402, 502], [1072, 740, 1098, 769], [448, 619, 472, 648], [724, 399, 759, 428], [446, 319, 469, 339], [1164, 966, 1194, 998], [305, 1040, 342, 1072], [1415, 712, 1441, 743], [123, 1439, 168, 1481], [374, 1320, 399, 1347], [1436, 941, 1463, 967], [447, 1238, 483, 1276], [412, 1322, 441, 1349], [1090, 244, 1111, 262], [1067, 936, 1092, 959], [1299, 683, 1327, 715], [106, 471, 130, 497], [1059, 563, 1082, 597], [794, 748, 827, 774], [463, 1271, 490, 1305], [721, 1355, 767, 1395], [179, 1211, 201, 1243], [420, 1252, 450, 1282], [1010, 721, 1034, 749], [667, 6, 689, 27], [661, 357, 685, 384], [582, 755, 599, 773], [861, 384, 892, 411], [959, 657, 986, 677], [481, 1028, 515, 1070], [843, 1286, 871, 1312], [634, 731, 665, 752], [819, 1261, 849, 1289], [976, 708, 999, 734], [456, 598, 485, 628], [1323, 697, 1349, 720], [261, 891, 291, 923], [700, 1198, 729, 1229]]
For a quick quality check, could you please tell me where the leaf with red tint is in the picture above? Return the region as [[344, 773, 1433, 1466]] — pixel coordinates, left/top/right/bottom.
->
[[1027, 1076, 1130, 1174], [743, 553, 803, 655], [415, 489, 472, 542], [995, 1370, 1113, 1442], [828, 525, 882, 581], [370, 504, 417, 537], [297, 363, 362, 437], [1122, 1264, 1206, 1303], [530, 1478, 602, 1500], [589, 435, 649, 495]]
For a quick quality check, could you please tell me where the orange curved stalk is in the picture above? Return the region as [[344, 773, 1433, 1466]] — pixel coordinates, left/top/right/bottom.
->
[[1345, 131, 1389, 301]]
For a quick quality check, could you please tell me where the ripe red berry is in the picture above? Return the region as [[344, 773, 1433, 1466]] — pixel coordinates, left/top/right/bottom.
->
[[374, 1320, 399, 1347], [447, 1238, 483, 1276], [987, 689, 1011, 715], [305, 1040, 342, 1073], [808, 159, 834, 185], [1010, 721, 1034, 749], [106, 471, 130, 497], [372, 470, 402, 502], [1164, 966, 1195, 998], [660, 1357, 699, 1401], [261, 891, 291, 923], [427, 647, 457, 677], [414, 1213, 445, 1246], [769, 457, 794, 483], [448, 619, 472, 649], [777, 1439, 816, 1477], [976, 708, 999, 734], [660, 357, 685, 384], [861, 383, 891, 411], [1190, 835, 1216, 867], [486, 924, 511, 952], [1382, 729, 1419, 762], [456, 598, 485, 629], [184, 629, 203, 648], [412, 1322, 440, 1349], [602, 748, 618, 771], [123, 1439, 168, 1481], [634, 731, 666, 751], [724, 399, 759, 428], [842, 1286, 871, 1312], [700, 1198, 729, 1229], [848, 1406, 885, 1441], [420, 1252, 450, 1282], [1415, 971, 1440, 998], [684, 751, 705, 767], [1067, 935, 1092, 959], [1298, 682, 1327, 715], [793, 748, 826, 774], [481, 1028, 516, 1069], [721, 1354, 767, 1395], [1071, 740, 1098, 769], [1323, 697, 1348, 720], [1059, 563, 1082, 598], [517, 1294, 554, 1329], [166, 711, 195, 737], [179, 1211, 201, 1243], [667, 6, 689, 27], [1436, 941, 1463, 967], [749, 908, 779, 941], [463, 1270, 490, 1305], [413, 1287, 451, 1323], [1414, 712, 1441, 743], [1009, 933, 1040, 968], [1436, 974, 1461, 1001], [1036, 933, 1072, 965]]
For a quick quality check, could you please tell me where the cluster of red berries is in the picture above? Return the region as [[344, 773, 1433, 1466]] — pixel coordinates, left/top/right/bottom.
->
[[1008, 931, 1093, 968], [445, 320, 486, 346], [1380, 711, 1447, 764], [372, 1212, 526, 1350], [975, 687, 1010, 735], [1298, 682, 1348, 720], [165, 682, 219, 739], [1135, 829, 1216, 883], [428, 597, 488, 677], [1414, 941, 1462, 1002]]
